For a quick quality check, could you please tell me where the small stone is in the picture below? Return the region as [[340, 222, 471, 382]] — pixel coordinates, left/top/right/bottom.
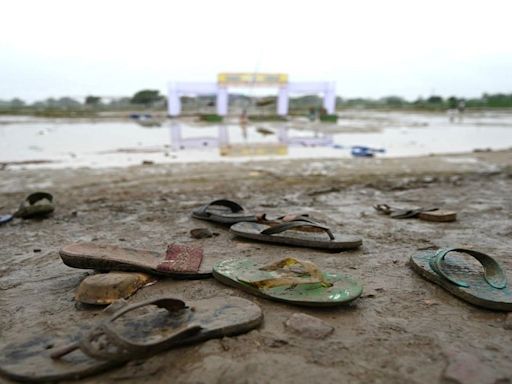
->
[[142, 160, 154, 165], [190, 228, 213, 239], [33, 249, 41, 253], [285, 313, 334, 339], [443, 349, 497, 384]]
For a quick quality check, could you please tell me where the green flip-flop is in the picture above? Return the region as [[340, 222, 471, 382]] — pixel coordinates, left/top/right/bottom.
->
[[213, 257, 363, 307], [13, 192, 54, 219], [410, 248, 512, 311]]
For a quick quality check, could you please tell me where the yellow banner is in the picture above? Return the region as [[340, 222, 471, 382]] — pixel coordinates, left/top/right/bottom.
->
[[218, 73, 288, 86]]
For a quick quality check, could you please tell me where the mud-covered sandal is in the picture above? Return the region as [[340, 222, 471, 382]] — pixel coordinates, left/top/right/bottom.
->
[[192, 199, 257, 224], [75, 272, 156, 305], [13, 192, 54, 219], [374, 203, 455, 221], [60, 243, 212, 279], [0, 296, 262, 382], [410, 248, 512, 311], [418, 210, 457, 222], [230, 220, 362, 250], [213, 257, 363, 307]]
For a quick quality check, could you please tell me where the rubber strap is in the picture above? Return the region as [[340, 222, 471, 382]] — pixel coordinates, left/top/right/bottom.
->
[[26, 192, 53, 205], [374, 204, 438, 219], [261, 221, 335, 240], [51, 297, 202, 361], [156, 243, 203, 273], [256, 213, 314, 224], [373, 204, 393, 214], [429, 248, 507, 289], [239, 258, 332, 289], [391, 207, 438, 219], [198, 199, 244, 215]]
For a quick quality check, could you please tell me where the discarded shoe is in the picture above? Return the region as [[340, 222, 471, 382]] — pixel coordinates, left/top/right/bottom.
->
[[0, 296, 262, 382], [374, 203, 456, 222], [214, 257, 363, 307], [13, 192, 54, 219], [60, 243, 212, 278], [410, 248, 512, 310], [230, 220, 362, 250], [192, 199, 257, 224], [75, 272, 155, 305]]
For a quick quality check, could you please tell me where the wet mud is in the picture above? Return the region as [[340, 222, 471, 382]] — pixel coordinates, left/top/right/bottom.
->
[[1, 150, 512, 383]]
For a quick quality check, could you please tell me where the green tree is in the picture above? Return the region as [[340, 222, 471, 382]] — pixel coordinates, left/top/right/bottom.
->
[[85, 95, 102, 106], [10, 98, 25, 108], [381, 96, 405, 107], [130, 90, 163, 106], [447, 96, 457, 109], [427, 95, 443, 104]]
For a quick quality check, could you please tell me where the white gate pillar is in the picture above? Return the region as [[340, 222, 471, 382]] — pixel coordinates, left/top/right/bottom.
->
[[168, 84, 181, 116], [323, 82, 336, 114], [216, 87, 228, 116], [277, 86, 289, 116]]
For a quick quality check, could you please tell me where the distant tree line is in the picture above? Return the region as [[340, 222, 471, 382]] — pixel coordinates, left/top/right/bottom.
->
[[0, 89, 167, 111], [332, 93, 512, 110], [1, 91, 512, 115]]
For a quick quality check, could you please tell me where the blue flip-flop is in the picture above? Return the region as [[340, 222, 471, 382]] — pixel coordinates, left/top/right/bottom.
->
[[0, 215, 13, 225]]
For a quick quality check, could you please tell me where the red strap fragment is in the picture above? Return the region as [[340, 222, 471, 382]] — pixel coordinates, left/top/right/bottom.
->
[[156, 243, 203, 273]]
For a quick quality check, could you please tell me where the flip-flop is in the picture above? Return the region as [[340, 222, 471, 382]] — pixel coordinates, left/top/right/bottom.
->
[[192, 199, 257, 224], [0, 214, 13, 225], [230, 220, 362, 250], [213, 257, 363, 307], [75, 272, 156, 305], [373, 203, 456, 221], [410, 248, 512, 311], [60, 243, 212, 279], [13, 192, 54, 219], [0, 296, 262, 382], [418, 210, 457, 222]]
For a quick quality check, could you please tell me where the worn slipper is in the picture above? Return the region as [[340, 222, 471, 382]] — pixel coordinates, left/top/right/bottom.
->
[[0, 296, 262, 382], [0, 214, 13, 225], [13, 192, 54, 219], [418, 210, 457, 222], [230, 220, 362, 250], [192, 199, 257, 224], [374, 203, 455, 221], [410, 248, 512, 311], [75, 272, 156, 305], [213, 257, 363, 307], [60, 243, 212, 279]]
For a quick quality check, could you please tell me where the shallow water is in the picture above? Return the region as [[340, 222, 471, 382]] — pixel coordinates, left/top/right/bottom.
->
[[1, 111, 512, 168]]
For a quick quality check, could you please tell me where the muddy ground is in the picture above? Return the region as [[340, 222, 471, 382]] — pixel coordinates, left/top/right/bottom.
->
[[1, 150, 512, 384]]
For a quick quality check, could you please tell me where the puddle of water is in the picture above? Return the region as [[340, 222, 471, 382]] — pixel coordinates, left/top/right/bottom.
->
[[1, 112, 512, 168]]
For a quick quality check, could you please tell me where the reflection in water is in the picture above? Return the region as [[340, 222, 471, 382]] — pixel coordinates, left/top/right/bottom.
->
[[169, 123, 334, 157], [3, 112, 512, 168]]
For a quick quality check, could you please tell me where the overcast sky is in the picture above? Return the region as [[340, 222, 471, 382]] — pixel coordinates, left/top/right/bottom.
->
[[1, 0, 511, 101]]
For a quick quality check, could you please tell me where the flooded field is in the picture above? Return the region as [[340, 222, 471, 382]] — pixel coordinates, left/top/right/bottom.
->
[[1, 110, 512, 168]]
